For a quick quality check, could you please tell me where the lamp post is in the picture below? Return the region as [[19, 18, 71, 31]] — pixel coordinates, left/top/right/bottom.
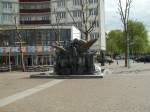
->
[[9, 47, 11, 72], [4, 41, 11, 72]]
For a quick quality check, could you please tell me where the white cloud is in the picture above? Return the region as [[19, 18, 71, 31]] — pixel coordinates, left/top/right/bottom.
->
[[105, 0, 150, 32]]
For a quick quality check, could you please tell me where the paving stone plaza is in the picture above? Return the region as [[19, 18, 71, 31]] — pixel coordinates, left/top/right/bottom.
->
[[0, 61, 150, 112]]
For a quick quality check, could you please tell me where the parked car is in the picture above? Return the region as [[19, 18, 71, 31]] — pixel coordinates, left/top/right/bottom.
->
[[98, 56, 114, 64], [115, 55, 125, 60], [105, 56, 114, 63], [135, 55, 150, 62]]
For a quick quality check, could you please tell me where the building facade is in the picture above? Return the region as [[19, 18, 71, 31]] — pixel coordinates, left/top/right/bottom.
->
[[19, 0, 51, 24], [0, 26, 81, 67], [0, 0, 106, 70], [0, 0, 105, 50], [0, 0, 19, 25], [51, 0, 106, 50]]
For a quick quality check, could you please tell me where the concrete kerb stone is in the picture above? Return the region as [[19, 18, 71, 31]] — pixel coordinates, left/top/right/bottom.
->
[[30, 70, 105, 79], [30, 74, 104, 79]]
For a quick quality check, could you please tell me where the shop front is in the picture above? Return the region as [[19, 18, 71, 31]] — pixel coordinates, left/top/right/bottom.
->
[[0, 46, 55, 71]]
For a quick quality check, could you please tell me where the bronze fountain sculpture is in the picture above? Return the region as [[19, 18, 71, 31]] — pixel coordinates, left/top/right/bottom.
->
[[54, 39, 100, 75]]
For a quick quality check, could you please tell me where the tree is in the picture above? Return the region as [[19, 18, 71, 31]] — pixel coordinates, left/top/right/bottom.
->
[[106, 30, 123, 56], [118, 0, 132, 67], [106, 20, 149, 57], [66, 0, 99, 41], [127, 20, 149, 54], [50, 8, 62, 45], [146, 45, 150, 53], [14, 17, 26, 72]]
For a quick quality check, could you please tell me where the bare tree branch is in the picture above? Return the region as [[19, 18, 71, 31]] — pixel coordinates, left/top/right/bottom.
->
[[118, 0, 133, 67], [66, 0, 100, 40], [87, 1, 100, 33], [14, 16, 26, 72], [50, 8, 63, 45], [65, 7, 85, 33]]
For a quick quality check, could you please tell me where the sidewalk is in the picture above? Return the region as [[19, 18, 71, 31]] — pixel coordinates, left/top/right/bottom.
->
[[101, 60, 150, 75]]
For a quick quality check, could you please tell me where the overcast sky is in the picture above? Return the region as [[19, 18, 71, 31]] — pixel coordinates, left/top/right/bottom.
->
[[105, 0, 150, 36]]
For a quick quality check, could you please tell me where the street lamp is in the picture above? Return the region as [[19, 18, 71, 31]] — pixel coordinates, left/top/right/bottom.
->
[[4, 41, 11, 72]]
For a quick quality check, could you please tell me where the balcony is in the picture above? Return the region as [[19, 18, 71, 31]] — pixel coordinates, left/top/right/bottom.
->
[[20, 8, 50, 13], [20, 20, 51, 24], [19, 0, 50, 2]]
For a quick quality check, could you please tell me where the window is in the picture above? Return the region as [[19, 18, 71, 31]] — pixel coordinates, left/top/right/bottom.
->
[[90, 21, 99, 28], [89, 0, 98, 4], [89, 8, 98, 16], [73, 10, 82, 17], [73, 0, 82, 5], [20, 3, 49, 9], [76, 22, 82, 27], [90, 32, 99, 39], [3, 2, 12, 9], [57, 0, 65, 7], [2, 15, 12, 22], [21, 16, 31, 21], [27, 17, 31, 21], [42, 16, 49, 20], [95, 21, 99, 27], [56, 12, 66, 19]]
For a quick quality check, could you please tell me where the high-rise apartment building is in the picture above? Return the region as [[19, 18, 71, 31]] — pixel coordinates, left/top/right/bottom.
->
[[0, 0, 106, 69], [0, 0, 105, 50], [0, 0, 19, 25]]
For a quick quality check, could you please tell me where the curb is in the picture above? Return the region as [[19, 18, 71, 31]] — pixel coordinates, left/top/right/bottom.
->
[[30, 74, 103, 79], [30, 72, 104, 79]]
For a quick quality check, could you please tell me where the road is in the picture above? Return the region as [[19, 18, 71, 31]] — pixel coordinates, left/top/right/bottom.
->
[[0, 63, 150, 112]]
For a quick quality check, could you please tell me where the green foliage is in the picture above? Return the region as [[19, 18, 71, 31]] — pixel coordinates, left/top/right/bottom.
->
[[107, 20, 149, 55], [127, 20, 149, 54], [146, 44, 150, 53], [106, 30, 123, 55]]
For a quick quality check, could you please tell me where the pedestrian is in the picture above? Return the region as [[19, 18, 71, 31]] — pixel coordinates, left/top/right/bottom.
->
[[109, 61, 111, 65], [117, 60, 119, 65]]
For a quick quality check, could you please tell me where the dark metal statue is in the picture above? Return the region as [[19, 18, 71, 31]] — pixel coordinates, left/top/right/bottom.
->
[[53, 39, 97, 75]]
